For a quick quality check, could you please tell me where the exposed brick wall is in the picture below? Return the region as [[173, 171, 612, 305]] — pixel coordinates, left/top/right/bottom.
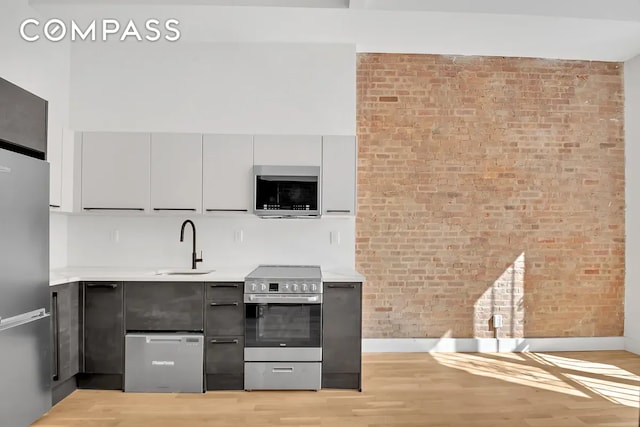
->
[[356, 54, 625, 338]]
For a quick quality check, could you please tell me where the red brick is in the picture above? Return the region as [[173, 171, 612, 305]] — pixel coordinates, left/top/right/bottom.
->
[[356, 53, 624, 339]]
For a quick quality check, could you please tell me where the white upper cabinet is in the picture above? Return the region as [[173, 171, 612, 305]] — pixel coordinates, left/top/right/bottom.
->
[[76, 132, 357, 216], [203, 134, 253, 213], [48, 125, 63, 209], [322, 135, 357, 215], [253, 135, 321, 166], [151, 133, 202, 213], [81, 132, 150, 212]]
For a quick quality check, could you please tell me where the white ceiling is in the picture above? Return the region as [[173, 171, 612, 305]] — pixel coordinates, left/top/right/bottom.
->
[[29, 0, 640, 61]]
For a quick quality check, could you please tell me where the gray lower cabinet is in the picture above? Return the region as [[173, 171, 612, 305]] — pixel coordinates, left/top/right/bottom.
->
[[322, 282, 362, 391], [125, 282, 204, 331], [205, 336, 244, 390], [50, 282, 80, 404], [205, 282, 244, 390], [80, 282, 124, 390]]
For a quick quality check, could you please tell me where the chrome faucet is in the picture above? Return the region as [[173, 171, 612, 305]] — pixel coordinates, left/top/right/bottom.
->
[[179, 219, 203, 270]]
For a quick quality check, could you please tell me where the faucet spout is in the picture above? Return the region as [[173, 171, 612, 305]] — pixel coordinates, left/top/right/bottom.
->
[[179, 219, 203, 269]]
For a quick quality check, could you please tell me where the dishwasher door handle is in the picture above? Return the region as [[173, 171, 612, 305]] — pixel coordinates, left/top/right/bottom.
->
[[146, 337, 183, 343]]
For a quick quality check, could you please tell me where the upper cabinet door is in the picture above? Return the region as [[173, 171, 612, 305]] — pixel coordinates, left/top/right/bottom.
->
[[48, 126, 63, 209], [151, 133, 202, 213], [0, 78, 47, 156], [203, 135, 253, 213], [81, 132, 150, 212], [322, 136, 357, 216], [253, 135, 321, 166]]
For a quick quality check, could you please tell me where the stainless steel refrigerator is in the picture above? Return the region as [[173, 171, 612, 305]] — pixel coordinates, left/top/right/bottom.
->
[[0, 146, 51, 426]]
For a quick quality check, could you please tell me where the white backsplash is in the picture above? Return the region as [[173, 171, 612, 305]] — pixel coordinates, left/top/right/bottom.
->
[[66, 214, 355, 270], [50, 212, 68, 269]]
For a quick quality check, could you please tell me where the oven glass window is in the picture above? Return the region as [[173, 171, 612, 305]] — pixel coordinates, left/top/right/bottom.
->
[[255, 176, 318, 211], [245, 303, 321, 348]]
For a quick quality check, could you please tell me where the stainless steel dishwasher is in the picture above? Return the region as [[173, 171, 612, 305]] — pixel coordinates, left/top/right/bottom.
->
[[124, 333, 204, 393]]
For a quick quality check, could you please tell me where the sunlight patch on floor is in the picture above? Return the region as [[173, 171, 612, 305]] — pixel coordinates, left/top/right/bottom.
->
[[535, 353, 640, 381], [564, 373, 640, 408], [432, 353, 589, 398], [432, 352, 640, 408]]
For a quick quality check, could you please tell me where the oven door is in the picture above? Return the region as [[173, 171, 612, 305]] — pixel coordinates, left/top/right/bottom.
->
[[244, 294, 322, 348]]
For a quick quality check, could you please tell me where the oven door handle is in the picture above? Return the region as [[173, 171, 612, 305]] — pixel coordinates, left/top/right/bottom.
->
[[243, 295, 323, 304]]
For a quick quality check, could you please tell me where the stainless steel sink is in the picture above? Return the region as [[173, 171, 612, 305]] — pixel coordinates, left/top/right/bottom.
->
[[155, 269, 214, 276]]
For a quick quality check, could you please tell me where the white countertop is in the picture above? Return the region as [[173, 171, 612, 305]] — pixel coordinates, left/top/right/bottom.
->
[[49, 266, 364, 286]]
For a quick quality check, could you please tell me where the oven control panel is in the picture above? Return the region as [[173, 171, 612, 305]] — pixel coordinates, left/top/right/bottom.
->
[[244, 280, 322, 294]]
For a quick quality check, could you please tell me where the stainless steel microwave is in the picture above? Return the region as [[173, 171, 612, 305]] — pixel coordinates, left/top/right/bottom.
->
[[253, 165, 321, 217]]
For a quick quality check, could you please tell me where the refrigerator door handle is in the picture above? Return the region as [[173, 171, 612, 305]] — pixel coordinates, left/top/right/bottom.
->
[[0, 308, 49, 331]]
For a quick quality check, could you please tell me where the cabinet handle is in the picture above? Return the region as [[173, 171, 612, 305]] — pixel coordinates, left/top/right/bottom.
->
[[86, 283, 118, 289], [83, 208, 145, 211], [325, 209, 352, 213], [272, 367, 294, 373], [81, 286, 85, 372], [206, 209, 248, 212], [209, 339, 239, 344], [327, 283, 356, 289], [49, 204, 61, 208], [52, 292, 59, 381], [153, 208, 197, 211], [209, 302, 239, 307], [209, 283, 239, 288]]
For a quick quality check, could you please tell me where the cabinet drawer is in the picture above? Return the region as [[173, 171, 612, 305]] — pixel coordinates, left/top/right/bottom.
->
[[206, 301, 244, 336], [205, 282, 242, 300], [244, 362, 321, 391], [125, 282, 204, 331], [205, 336, 244, 374]]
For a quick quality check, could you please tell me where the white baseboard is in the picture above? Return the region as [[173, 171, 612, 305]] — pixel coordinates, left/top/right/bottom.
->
[[362, 337, 626, 353], [625, 337, 640, 355]]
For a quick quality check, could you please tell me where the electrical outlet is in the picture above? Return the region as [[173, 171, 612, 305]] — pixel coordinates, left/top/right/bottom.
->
[[110, 230, 120, 243], [234, 229, 243, 243], [330, 231, 341, 245], [493, 314, 504, 328]]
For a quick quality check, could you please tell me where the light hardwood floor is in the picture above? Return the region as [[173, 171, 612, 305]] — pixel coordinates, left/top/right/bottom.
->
[[33, 351, 640, 427]]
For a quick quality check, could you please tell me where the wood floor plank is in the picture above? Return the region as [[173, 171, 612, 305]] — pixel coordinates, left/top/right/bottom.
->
[[33, 351, 640, 427]]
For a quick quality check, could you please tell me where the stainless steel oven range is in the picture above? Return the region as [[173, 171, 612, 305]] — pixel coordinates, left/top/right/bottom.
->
[[243, 265, 322, 390]]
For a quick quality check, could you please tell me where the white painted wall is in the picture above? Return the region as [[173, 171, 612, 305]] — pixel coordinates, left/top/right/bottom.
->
[[0, 0, 71, 269], [0, 2, 69, 121], [67, 215, 354, 270], [50, 213, 68, 269], [65, 41, 357, 271], [625, 56, 640, 355], [70, 42, 355, 135]]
